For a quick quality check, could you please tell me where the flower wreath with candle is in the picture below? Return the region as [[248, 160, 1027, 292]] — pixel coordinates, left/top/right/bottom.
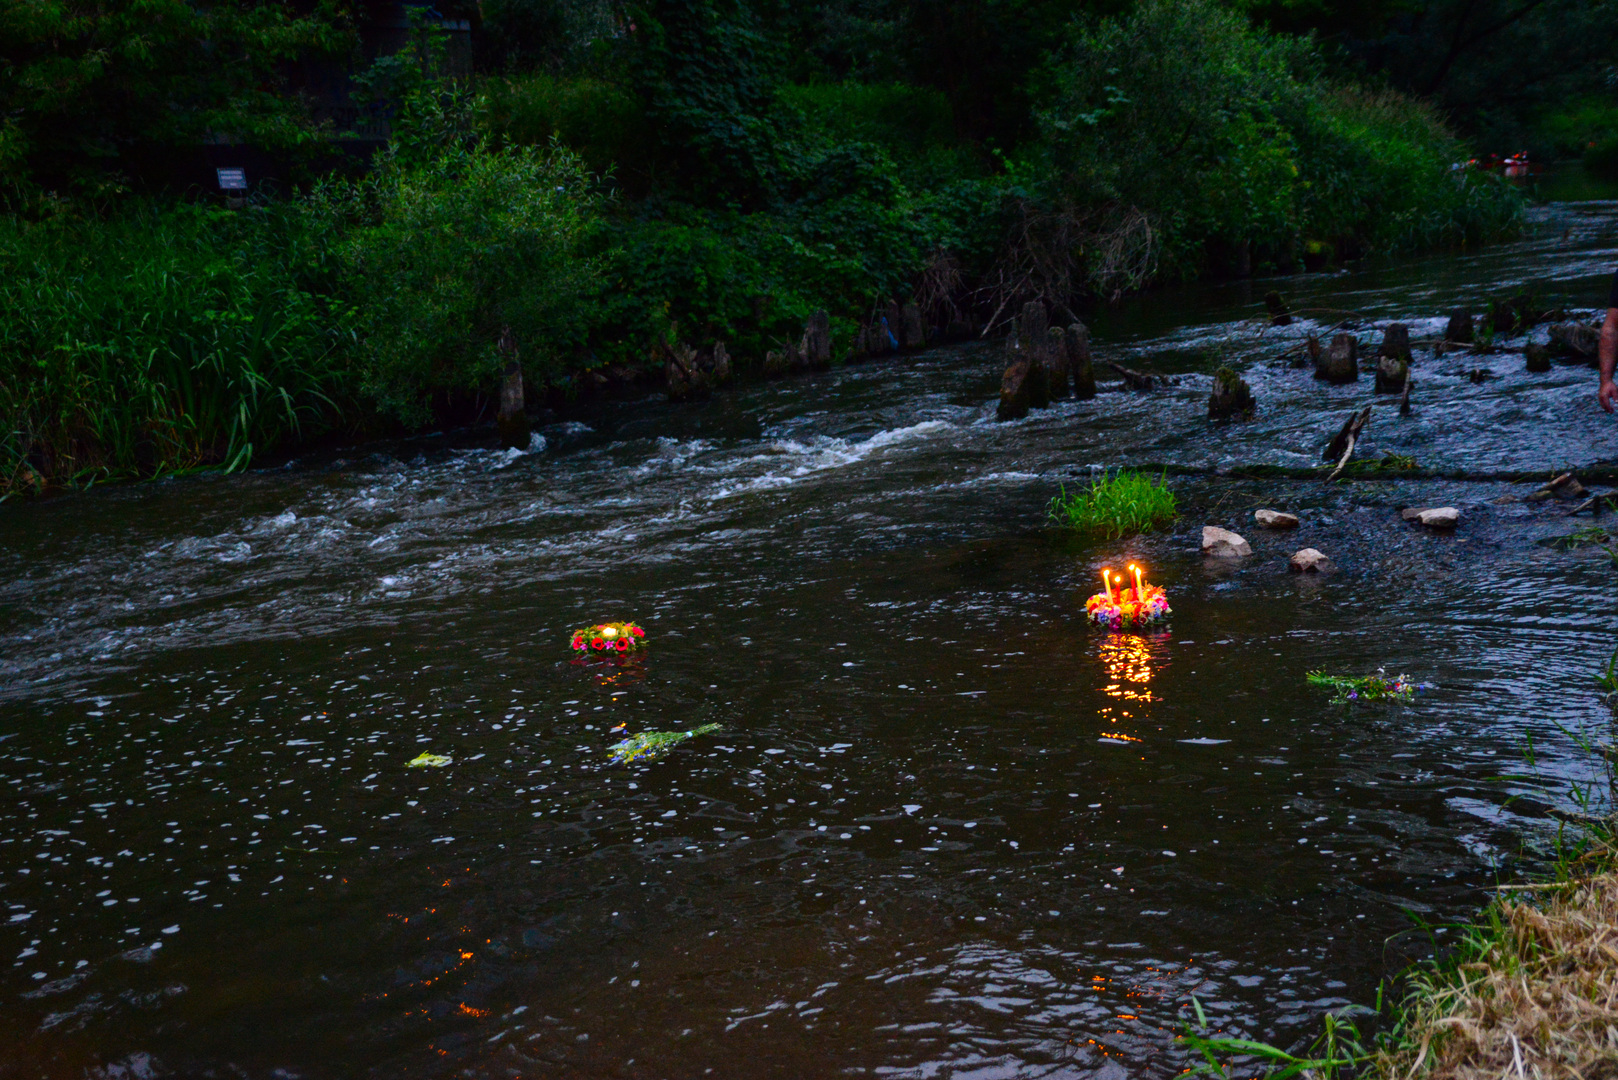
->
[[1085, 564, 1171, 629], [570, 621, 647, 654]]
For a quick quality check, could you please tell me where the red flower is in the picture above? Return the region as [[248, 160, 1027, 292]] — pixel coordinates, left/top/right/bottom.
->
[[591, 638, 605, 650], [630, 626, 644, 638], [615, 639, 629, 652]]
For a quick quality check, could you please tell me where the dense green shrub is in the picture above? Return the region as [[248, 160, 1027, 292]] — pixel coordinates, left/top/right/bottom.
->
[[1587, 138, 1618, 181], [320, 141, 605, 426], [1032, 0, 1521, 286], [0, 0, 351, 193], [482, 74, 649, 181], [1539, 98, 1618, 160], [0, 203, 353, 492]]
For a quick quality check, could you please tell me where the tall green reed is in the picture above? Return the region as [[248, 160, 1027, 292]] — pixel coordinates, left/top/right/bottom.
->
[[0, 201, 354, 495]]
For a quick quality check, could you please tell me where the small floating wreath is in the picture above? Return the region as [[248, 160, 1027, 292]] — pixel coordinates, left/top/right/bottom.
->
[[1086, 564, 1171, 629], [608, 724, 722, 765], [1307, 670, 1417, 704], [570, 621, 647, 654]]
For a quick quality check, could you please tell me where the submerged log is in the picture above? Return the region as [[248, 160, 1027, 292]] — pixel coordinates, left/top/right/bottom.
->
[[1045, 326, 1072, 398], [1550, 322, 1600, 361], [1264, 290, 1293, 327], [1444, 307, 1474, 346], [900, 303, 927, 350], [1067, 323, 1097, 399], [706, 341, 731, 385], [1524, 472, 1589, 503], [495, 358, 529, 450], [804, 310, 832, 369], [1299, 334, 1321, 369], [1208, 366, 1255, 419], [665, 341, 706, 401], [998, 359, 1037, 421], [1017, 302, 1052, 409], [1316, 333, 1359, 384], [1374, 323, 1411, 394], [1108, 362, 1162, 391], [1324, 405, 1372, 481]]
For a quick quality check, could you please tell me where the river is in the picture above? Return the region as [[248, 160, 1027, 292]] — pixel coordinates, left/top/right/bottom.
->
[[2, 199, 1617, 1079]]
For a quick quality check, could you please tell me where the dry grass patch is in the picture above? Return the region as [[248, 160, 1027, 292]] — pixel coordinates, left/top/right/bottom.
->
[[1375, 861, 1618, 1080]]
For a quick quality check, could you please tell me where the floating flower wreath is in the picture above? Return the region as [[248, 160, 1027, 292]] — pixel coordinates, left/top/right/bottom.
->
[[1086, 564, 1171, 629], [570, 621, 647, 654], [1307, 670, 1418, 704]]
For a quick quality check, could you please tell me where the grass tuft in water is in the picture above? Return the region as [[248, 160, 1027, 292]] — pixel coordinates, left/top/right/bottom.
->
[[1047, 470, 1177, 539], [1182, 994, 1372, 1080]]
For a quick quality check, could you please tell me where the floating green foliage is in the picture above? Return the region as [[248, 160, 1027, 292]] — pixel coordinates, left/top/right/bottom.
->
[[407, 752, 453, 768], [1307, 670, 1417, 704], [608, 724, 722, 765], [1548, 525, 1613, 550], [1047, 469, 1177, 539]]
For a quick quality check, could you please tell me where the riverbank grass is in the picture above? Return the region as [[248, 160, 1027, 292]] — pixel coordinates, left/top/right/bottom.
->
[[1370, 848, 1618, 1080], [1048, 470, 1177, 538]]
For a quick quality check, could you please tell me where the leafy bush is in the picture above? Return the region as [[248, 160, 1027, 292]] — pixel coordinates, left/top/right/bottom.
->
[[0, 0, 351, 194], [322, 141, 606, 426], [0, 202, 352, 494], [1296, 87, 1520, 253], [1031, 0, 1522, 287], [1587, 137, 1618, 181], [1047, 470, 1178, 538], [482, 74, 650, 181], [1538, 98, 1618, 159]]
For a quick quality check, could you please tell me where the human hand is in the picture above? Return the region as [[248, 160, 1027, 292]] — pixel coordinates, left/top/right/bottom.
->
[[1602, 379, 1618, 414]]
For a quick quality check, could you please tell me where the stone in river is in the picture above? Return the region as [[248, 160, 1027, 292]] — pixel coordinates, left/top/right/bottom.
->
[[1289, 548, 1333, 573], [1202, 526, 1252, 557], [1254, 509, 1299, 530], [1416, 507, 1459, 529], [1399, 506, 1428, 522], [1525, 343, 1551, 373]]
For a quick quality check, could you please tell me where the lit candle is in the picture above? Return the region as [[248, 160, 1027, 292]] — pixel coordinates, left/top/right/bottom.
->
[[1131, 564, 1144, 597], [602, 626, 619, 639], [1101, 568, 1114, 601]]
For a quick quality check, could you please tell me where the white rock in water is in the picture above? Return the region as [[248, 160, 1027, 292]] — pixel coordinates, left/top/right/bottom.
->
[[1253, 509, 1299, 530], [1289, 548, 1333, 573], [1399, 507, 1428, 522], [1201, 525, 1252, 557], [1417, 507, 1459, 529]]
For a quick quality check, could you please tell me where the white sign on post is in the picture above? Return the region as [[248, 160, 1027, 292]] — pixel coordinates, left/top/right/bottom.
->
[[216, 167, 247, 191]]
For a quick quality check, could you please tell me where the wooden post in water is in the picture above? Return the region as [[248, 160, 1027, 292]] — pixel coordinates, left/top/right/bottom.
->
[[495, 327, 529, 450]]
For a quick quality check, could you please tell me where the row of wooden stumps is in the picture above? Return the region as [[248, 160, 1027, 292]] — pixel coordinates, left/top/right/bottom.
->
[[1307, 322, 1415, 395], [997, 301, 1098, 420]]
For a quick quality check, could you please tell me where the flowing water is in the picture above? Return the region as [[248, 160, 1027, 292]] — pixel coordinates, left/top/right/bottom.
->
[[4, 201, 1618, 1079]]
